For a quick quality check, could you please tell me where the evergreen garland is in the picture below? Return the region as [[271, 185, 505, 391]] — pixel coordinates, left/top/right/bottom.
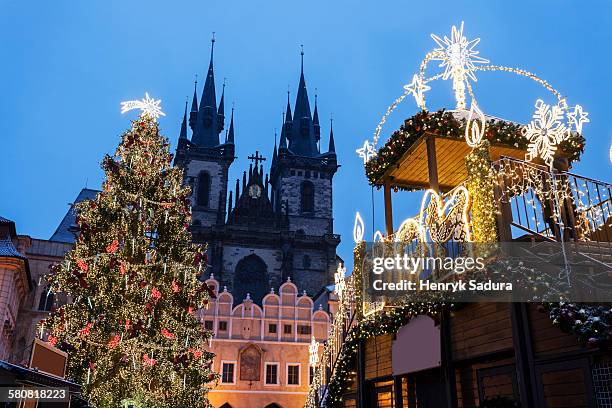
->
[[365, 110, 585, 186]]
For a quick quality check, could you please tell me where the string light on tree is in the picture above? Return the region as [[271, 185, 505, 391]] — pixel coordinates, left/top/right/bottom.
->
[[120, 92, 166, 120], [523, 99, 569, 169]]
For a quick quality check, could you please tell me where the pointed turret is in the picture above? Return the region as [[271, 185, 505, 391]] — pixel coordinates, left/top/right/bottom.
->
[[313, 93, 321, 142], [193, 35, 220, 147], [217, 81, 225, 134], [289, 48, 318, 156], [189, 80, 198, 132], [179, 101, 188, 140], [227, 107, 235, 144], [328, 118, 336, 154], [279, 111, 289, 151]]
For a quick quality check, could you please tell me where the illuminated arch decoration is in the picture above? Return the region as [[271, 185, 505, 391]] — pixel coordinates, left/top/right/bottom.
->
[[361, 22, 589, 171]]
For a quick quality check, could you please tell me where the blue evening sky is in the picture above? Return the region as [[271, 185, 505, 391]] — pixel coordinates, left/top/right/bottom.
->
[[1, 0, 611, 266]]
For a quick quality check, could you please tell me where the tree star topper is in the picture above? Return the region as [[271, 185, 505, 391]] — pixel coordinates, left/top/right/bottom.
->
[[120, 92, 166, 120], [523, 99, 569, 169], [403, 74, 431, 109], [356, 140, 377, 163]]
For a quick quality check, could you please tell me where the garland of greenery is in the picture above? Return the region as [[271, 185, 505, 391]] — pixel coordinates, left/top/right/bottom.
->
[[324, 302, 446, 408], [365, 110, 586, 187], [546, 303, 612, 348]]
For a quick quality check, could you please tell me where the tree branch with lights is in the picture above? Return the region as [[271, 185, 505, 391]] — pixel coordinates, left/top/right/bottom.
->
[[40, 98, 218, 408]]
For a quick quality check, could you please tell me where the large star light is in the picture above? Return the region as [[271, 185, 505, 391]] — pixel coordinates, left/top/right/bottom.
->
[[431, 22, 489, 83], [356, 140, 377, 164], [120, 92, 166, 120], [567, 104, 589, 134], [403, 74, 431, 108], [523, 99, 569, 169]]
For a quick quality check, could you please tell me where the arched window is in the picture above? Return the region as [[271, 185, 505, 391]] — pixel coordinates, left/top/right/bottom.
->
[[265, 404, 282, 408], [234, 254, 269, 304], [197, 171, 211, 207], [301, 181, 314, 213], [38, 287, 54, 311]]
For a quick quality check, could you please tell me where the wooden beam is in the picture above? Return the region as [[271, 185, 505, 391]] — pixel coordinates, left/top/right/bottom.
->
[[384, 179, 394, 236], [426, 135, 440, 192]]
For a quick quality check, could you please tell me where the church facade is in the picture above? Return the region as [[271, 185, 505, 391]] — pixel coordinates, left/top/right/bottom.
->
[[174, 40, 341, 305]]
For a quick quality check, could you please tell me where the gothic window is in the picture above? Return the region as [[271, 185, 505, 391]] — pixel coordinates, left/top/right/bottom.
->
[[301, 181, 314, 213], [197, 171, 211, 207], [303, 254, 311, 269], [38, 287, 54, 311], [233, 255, 269, 304]]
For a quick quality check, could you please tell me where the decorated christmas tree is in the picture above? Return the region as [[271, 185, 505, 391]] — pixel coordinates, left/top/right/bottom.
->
[[42, 98, 217, 408]]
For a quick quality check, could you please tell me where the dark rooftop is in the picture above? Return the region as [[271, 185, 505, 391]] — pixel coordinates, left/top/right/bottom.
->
[[49, 188, 99, 243]]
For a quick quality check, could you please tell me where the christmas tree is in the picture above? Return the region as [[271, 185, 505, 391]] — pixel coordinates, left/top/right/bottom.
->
[[42, 109, 217, 407]]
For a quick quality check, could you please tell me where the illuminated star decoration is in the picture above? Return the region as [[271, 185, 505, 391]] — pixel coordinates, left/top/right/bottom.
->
[[431, 22, 489, 109], [567, 104, 589, 134], [334, 263, 347, 300], [356, 140, 377, 164], [120, 92, 166, 120], [431, 21, 489, 82], [523, 99, 568, 169], [403, 74, 431, 109]]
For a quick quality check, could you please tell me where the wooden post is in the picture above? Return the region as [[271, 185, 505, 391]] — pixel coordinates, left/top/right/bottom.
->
[[510, 303, 538, 407], [441, 307, 458, 408], [384, 179, 394, 237], [357, 340, 367, 408], [426, 135, 440, 192]]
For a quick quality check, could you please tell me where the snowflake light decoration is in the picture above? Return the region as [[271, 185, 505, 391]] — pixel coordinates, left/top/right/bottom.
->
[[120, 92, 166, 120], [334, 263, 347, 300], [567, 104, 589, 134], [523, 99, 569, 169], [403, 74, 431, 109], [356, 140, 377, 163]]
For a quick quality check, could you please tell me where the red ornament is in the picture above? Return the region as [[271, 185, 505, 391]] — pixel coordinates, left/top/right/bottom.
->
[[171, 280, 180, 293], [142, 354, 157, 367], [151, 287, 161, 302], [108, 335, 120, 349], [106, 240, 119, 254], [47, 335, 58, 346], [161, 328, 175, 339], [77, 259, 88, 272], [119, 263, 126, 275], [79, 322, 93, 337]]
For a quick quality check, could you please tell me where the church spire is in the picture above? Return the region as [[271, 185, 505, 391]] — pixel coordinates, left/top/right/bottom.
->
[[218, 79, 225, 134], [313, 91, 321, 145], [279, 111, 288, 151], [290, 46, 318, 156], [193, 34, 220, 147], [179, 101, 188, 140], [227, 106, 235, 144], [328, 116, 336, 153], [189, 78, 198, 132]]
